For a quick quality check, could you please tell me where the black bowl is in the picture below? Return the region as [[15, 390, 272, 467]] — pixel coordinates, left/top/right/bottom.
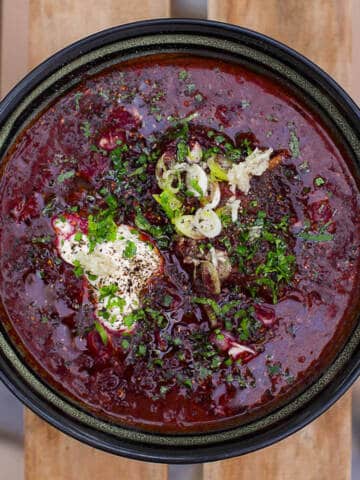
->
[[0, 19, 359, 464]]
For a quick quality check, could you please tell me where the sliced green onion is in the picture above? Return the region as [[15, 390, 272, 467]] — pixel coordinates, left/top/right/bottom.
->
[[194, 207, 222, 238], [186, 164, 208, 197], [186, 141, 203, 163], [208, 156, 229, 181], [155, 155, 169, 189], [205, 182, 221, 209], [174, 215, 204, 239], [153, 190, 183, 221], [162, 169, 182, 193]]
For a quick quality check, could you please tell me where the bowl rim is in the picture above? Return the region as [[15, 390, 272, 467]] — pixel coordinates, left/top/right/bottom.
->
[[0, 18, 359, 463]]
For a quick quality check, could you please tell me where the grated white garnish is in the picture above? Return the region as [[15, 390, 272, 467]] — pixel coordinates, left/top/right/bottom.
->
[[54, 218, 162, 331], [228, 148, 273, 194], [209, 246, 218, 269], [248, 225, 263, 241], [226, 195, 241, 223]]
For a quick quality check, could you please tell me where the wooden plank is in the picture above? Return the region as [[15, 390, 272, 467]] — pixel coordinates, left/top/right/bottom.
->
[[28, 0, 170, 68], [352, 0, 360, 103], [0, 1, 169, 479], [1, 2, 357, 479], [206, 1, 358, 479], [0, 0, 29, 97], [208, 0, 352, 92], [25, 411, 168, 480], [204, 394, 351, 480]]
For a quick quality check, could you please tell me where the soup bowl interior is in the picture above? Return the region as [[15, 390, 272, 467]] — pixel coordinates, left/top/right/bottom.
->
[[0, 19, 359, 463]]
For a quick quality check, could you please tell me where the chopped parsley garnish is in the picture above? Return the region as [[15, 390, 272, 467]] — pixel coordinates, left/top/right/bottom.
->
[[178, 70, 188, 81], [73, 260, 84, 278], [314, 176, 325, 186], [88, 209, 117, 252], [298, 231, 333, 242], [94, 321, 108, 345], [256, 232, 295, 303], [129, 165, 147, 178], [214, 135, 225, 144], [99, 284, 118, 300], [145, 308, 167, 328], [217, 208, 232, 228], [239, 317, 250, 341], [74, 92, 83, 111], [160, 386, 169, 396], [57, 170, 75, 183], [230, 214, 296, 303], [176, 140, 188, 162], [153, 358, 163, 367], [289, 130, 300, 158], [161, 294, 173, 307], [138, 344, 147, 356], [134, 212, 152, 231], [183, 378, 193, 389], [109, 143, 129, 178], [32, 235, 52, 244], [220, 300, 242, 315], [123, 240, 137, 259], [107, 296, 126, 311], [297, 220, 334, 243], [134, 210, 169, 243], [123, 309, 146, 328], [267, 363, 282, 377], [211, 356, 222, 369], [186, 83, 196, 94], [198, 366, 212, 379], [81, 121, 92, 138], [105, 194, 117, 209], [191, 297, 221, 316]]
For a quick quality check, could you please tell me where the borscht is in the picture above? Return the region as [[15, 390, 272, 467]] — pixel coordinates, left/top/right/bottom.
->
[[0, 54, 359, 432]]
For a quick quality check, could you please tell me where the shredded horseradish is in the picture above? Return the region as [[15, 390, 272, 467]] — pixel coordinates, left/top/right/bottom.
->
[[226, 196, 241, 223], [227, 148, 273, 194], [54, 218, 162, 331]]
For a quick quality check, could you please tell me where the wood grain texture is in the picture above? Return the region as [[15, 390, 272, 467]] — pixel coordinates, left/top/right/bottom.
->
[[28, 0, 170, 68], [204, 394, 352, 480], [0, 0, 29, 97], [206, 1, 357, 479], [25, 410, 167, 480], [209, 0, 353, 92], [352, 0, 360, 103], [21, 1, 169, 479], [1, 1, 357, 479]]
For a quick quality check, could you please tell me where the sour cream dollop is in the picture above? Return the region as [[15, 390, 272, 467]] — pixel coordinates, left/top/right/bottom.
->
[[53, 215, 163, 332]]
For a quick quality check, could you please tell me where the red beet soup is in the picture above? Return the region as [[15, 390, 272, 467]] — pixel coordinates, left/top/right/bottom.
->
[[0, 54, 359, 433]]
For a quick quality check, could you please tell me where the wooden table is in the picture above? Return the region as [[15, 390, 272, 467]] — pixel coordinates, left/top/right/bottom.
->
[[1, 1, 359, 479]]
